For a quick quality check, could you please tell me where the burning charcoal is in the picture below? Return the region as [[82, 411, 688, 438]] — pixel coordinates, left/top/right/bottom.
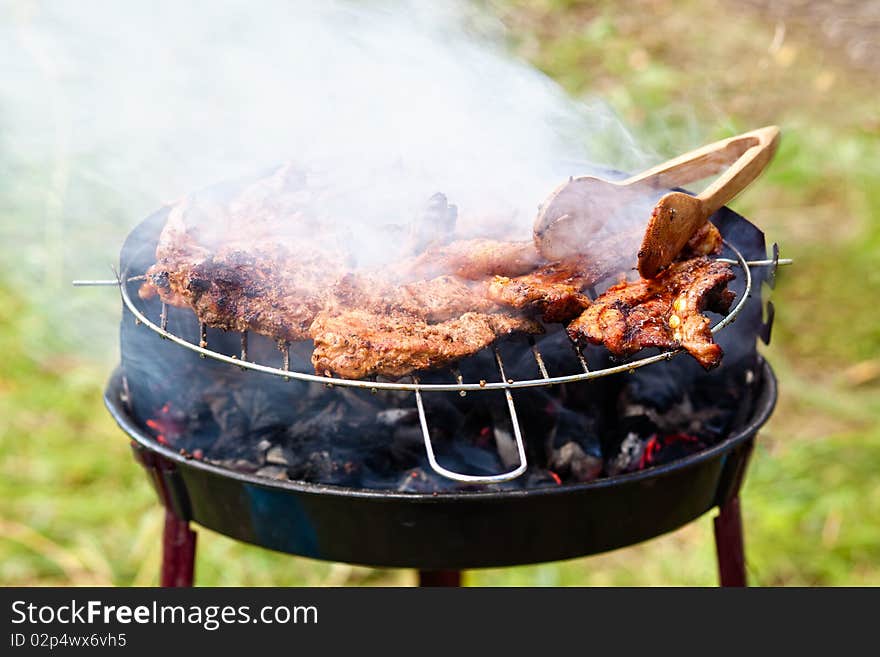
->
[[397, 468, 438, 493], [255, 465, 289, 481], [211, 457, 262, 475], [619, 387, 730, 441], [545, 403, 604, 482], [377, 408, 417, 426], [144, 402, 188, 447], [607, 433, 646, 476], [524, 468, 563, 488], [265, 445, 292, 466], [638, 433, 706, 470], [286, 450, 362, 486], [548, 442, 602, 483]]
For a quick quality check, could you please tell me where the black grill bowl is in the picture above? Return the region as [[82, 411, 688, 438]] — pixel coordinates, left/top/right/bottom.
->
[[104, 360, 775, 569]]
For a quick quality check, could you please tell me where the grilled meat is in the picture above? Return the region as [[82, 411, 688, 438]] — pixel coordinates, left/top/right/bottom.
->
[[567, 257, 735, 369], [488, 261, 592, 323], [178, 242, 344, 342], [326, 273, 497, 321], [140, 167, 347, 341], [310, 310, 543, 379], [396, 238, 544, 281], [140, 165, 738, 378], [680, 221, 723, 258], [484, 229, 675, 323], [142, 214, 344, 342], [142, 192, 536, 343]]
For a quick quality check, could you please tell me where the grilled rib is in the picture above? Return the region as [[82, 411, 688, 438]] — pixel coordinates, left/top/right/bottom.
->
[[567, 257, 735, 369], [310, 310, 543, 379]]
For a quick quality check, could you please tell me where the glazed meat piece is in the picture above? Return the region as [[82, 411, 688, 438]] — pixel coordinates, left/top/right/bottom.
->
[[567, 257, 735, 369], [487, 261, 593, 323], [311, 310, 543, 379], [395, 238, 544, 281]]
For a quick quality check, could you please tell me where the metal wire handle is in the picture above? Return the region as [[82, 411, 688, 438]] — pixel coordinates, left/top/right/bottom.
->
[[414, 348, 528, 484]]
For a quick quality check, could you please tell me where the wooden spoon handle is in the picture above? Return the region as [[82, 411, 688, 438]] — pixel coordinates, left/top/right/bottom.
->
[[623, 126, 780, 204], [635, 126, 780, 279], [695, 126, 779, 215]]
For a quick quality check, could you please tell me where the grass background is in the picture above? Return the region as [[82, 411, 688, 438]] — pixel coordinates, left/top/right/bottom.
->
[[1, 0, 878, 585]]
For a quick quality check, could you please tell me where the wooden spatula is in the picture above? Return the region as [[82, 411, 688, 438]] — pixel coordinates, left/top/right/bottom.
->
[[534, 126, 780, 277]]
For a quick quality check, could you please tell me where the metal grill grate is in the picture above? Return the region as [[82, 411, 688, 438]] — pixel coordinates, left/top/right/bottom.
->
[[76, 241, 789, 483]]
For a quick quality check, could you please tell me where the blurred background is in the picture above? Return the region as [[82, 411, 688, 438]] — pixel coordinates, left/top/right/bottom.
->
[[1, 0, 877, 585]]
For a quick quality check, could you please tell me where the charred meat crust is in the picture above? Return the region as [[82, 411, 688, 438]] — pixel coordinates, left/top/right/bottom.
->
[[487, 260, 598, 323], [567, 257, 735, 369]]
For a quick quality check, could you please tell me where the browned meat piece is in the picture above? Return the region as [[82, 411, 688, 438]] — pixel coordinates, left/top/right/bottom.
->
[[177, 242, 343, 342], [680, 221, 723, 258], [140, 169, 347, 341], [139, 199, 211, 305], [144, 235, 345, 342], [486, 233, 655, 322], [310, 310, 543, 379], [487, 261, 592, 323], [395, 238, 544, 281], [567, 257, 735, 369], [326, 273, 497, 322]]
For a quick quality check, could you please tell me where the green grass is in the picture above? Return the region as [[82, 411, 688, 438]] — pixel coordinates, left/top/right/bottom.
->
[[2, 0, 879, 585]]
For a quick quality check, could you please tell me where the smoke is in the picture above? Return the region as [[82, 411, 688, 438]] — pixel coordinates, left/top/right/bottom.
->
[[0, 0, 650, 355]]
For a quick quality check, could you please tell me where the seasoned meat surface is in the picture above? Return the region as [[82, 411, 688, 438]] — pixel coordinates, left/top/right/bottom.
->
[[179, 242, 343, 342], [310, 310, 543, 379], [680, 221, 723, 258], [140, 166, 347, 341], [567, 257, 735, 369], [395, 238, 544, 281], [487, 261, 593, 323], [326, 273, 497, 322]]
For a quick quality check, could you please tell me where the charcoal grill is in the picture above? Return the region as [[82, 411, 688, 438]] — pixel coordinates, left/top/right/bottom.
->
[[81, 225, 785, 484], [79, 172, 785, 586], [104, 360, 775, 584]]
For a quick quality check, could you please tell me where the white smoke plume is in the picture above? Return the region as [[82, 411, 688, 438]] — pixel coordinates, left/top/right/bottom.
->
[[0, 0, 650, 354]]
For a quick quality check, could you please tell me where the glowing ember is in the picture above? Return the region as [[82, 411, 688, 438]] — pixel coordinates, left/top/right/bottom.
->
[[638, 433, 701, 470], [145, 403, 186, 447]]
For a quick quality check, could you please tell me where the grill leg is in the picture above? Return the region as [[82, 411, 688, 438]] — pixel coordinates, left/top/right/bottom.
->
[[161, 509, 197, 587], [714, 495, 746, 587], [418, 570, 462, 587]]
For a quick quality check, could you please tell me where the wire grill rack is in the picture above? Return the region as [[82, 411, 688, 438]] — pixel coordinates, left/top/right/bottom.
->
[[77, 241, 787, 484]]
